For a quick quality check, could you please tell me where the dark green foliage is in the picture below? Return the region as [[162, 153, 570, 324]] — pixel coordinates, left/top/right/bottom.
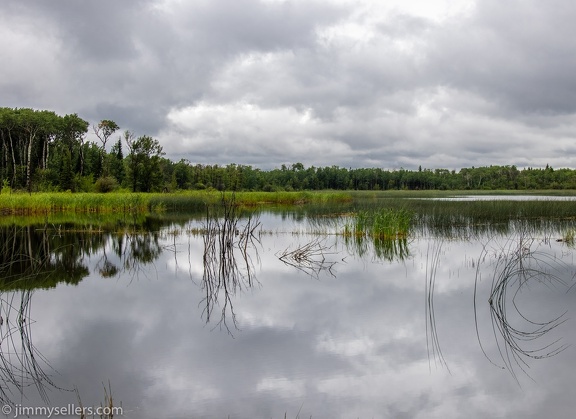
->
[[94, 176, 119, 193], [59, 147, 73, 191], [172, 159, 191, 189], [93, 119, 120, 176], [3, 107, 576, 194], [125, 133, 165, 192], [0, 107, 89, 191], [108, 138, 125, 185]]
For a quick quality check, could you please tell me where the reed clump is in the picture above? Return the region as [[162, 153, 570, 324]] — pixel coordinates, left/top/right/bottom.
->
[[562, 229, 576, 245], [344, 208, 413, 239]]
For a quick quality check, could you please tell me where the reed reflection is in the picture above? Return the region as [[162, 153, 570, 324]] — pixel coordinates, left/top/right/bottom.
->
[[200, 196, 261, 334], [474, 231, 574, 382], [0, 291, 65, 404]]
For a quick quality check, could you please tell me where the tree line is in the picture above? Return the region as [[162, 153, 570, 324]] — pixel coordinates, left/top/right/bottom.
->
[[0, 108, 164, 192], [1, 107, 576, 193]]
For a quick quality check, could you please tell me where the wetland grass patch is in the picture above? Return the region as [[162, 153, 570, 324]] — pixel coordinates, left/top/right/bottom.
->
[[344, 208, 413, 239], [0, 190, 353, 215], [0, 192, 150, 215]]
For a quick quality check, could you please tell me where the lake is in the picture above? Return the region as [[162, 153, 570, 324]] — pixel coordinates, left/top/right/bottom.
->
[[1, 197, 576, 418]]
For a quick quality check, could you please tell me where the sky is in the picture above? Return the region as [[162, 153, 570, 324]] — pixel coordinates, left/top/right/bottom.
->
[[2, 0, 576, 170]]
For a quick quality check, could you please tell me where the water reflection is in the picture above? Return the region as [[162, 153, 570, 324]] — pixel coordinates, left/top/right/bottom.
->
[[200, 201, 261, 334], [425, 239, 450, 372], [0, 223, 168, 290], [0, 225, 90, 289], [0, 290, 61, 405], [474, 231, 573, 382], [344, 234, 410, 262], [0, 208, 575, 417]]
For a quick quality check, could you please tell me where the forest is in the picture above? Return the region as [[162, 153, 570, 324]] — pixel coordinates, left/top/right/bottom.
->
[[1, 107, 576, 193]]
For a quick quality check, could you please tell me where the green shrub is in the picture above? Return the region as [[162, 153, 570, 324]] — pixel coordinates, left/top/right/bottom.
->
[[95, 176, 119, 193]]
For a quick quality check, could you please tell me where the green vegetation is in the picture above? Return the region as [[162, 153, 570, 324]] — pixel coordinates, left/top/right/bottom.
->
[[0, 190, 353, 215], [344, 208, 413, 239], [3, 107, 576, 195], [563, 229, 576, 245], [342, 208, 412, 261]]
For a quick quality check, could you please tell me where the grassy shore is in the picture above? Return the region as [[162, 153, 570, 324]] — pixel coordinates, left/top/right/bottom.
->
[[0, 189, 575, 216], [0, 190, 354, 215]]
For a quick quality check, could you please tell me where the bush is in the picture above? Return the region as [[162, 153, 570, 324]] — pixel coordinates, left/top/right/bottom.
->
[[95, 176, 119, 193]]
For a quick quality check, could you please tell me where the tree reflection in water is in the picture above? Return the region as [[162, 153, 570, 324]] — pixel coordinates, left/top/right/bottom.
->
[[0, 224, 109, 405], [0, 221, 167, 405], [2, 209, 575, 407], [0, 226, 74, 404]]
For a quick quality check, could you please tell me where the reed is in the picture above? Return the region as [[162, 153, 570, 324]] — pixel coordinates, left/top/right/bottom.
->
[[0, 190, 353, 215], [345, 208, 413, 239], [0, 192, 151, 215], [562, 229, 576, 245]]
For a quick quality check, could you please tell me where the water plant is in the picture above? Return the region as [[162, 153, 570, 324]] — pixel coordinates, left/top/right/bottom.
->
[[344, 207, 413, 239], [562, 229, 576, 246], [341, 208, 413, 261]]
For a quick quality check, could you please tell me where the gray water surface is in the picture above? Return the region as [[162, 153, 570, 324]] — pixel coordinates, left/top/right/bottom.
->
[[1, 212, 575, 419]]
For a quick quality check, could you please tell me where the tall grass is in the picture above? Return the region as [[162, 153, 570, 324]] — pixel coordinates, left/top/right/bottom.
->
[[0, 190, 353, 215], [0, 192, 150, 215], [344, 208, 413, 239], [341, 208, 413, 261]]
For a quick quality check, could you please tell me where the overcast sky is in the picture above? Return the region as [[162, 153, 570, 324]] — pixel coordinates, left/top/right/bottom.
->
[[2, 0, 576, 170]]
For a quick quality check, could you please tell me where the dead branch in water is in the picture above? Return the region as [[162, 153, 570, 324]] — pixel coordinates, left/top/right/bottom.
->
[[276, 238, 338, 278]]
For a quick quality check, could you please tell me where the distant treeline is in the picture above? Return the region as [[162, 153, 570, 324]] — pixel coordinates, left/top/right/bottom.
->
[[1, 107, 575, 192]]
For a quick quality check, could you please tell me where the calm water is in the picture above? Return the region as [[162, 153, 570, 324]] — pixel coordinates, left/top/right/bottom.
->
[[1, 207, 576, 418], [425, 194, 576, 201]]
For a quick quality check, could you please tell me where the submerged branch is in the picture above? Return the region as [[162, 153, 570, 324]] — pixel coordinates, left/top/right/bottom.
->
[[276, 238, 338, 279]]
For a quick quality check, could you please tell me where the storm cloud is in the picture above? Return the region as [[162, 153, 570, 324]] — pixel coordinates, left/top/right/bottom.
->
[[2, 0, 576, 169]]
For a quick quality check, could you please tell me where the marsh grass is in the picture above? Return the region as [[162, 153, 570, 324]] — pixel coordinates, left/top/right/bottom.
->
[[0, 192, 150, 215], [389, 198, 576, 224], [562, 229, 576, 245], [77, 382, 121, 419], [0, 190, 353, 216], [227, 190, 352, 206], [344, 208, 412, 239], [341, 208, 413, 261]]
